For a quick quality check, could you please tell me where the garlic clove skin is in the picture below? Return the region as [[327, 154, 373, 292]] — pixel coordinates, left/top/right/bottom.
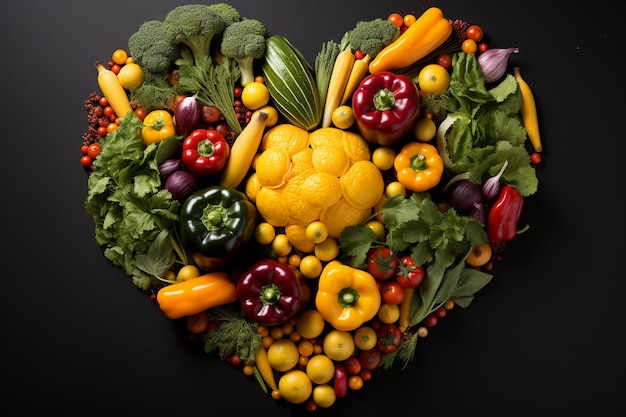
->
[[478, 47, 519, 84]]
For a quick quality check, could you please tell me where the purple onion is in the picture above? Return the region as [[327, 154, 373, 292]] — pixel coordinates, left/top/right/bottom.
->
[[447, 179, 483, 212], [478, 47, 519, 84], [482, 160, 508, 203], [164, 170, 199, 201], [159, 158, 183, 179], [174, 95, 200, 137]]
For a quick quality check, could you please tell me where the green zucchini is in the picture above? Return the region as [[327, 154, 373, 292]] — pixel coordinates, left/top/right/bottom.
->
[[261, 35, 322, 131]]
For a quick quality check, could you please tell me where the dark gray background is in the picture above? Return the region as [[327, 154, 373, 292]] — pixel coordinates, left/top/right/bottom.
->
[[1, 1, 623, 416]]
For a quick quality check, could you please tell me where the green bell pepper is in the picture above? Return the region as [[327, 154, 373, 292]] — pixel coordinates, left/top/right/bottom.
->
[[179, 185, 257, 272]]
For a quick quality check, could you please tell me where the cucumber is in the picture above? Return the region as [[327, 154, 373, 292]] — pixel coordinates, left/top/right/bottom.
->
[[261, 35, 322, 131]]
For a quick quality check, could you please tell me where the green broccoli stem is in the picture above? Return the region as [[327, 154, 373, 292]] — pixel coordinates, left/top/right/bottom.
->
[[184, 35, 214, 65]]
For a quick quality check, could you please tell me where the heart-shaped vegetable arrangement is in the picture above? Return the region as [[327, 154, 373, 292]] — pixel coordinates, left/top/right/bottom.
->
[[81, 2, 542, 411]]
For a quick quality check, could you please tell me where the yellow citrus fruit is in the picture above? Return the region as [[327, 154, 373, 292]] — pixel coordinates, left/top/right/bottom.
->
[[386, 181, 407, 198], [340, 160, 385, 209], [281, 170, 321, 225], [413, 117, 437, 142], [309, 127, 344, 149], [365, 220, 386, 241], [302, 172, 343, 210], [112, 49, 128, 65], [271, 233, 293, 257], [323, 330, 355, 361], [331, 105, 355, 129], [371, 146, 396, 171], [377, 303, 400, 324], [305, 220, 328, 244], [285, 147, 314, 182], [342, 130, 371, 163], [255, 187, 290, 227], [241, 81, 270, 110], [306, 354, 335, 384], [278, 369, 312, 404], [267, 339, 300, 372], [312, 384, 337, 408], [244, 172, 262, 202], [418, 63, 451, 95], [299, 255, 323, 278], [254, 222, 275, 245], [261, 124, 310, 155], [311, 145, 350, 177], [353, 326, 377, 350], [175, 264, 201, 282], [296, 309, 326, 339], [117, 63, 144, 90], [314, 237, 339, 262], [319, 198, 371, 239], [285, 224, 316, 253], [255, 146, 292, 188]]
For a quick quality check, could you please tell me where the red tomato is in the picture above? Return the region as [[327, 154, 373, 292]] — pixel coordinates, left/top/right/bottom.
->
[[354, 49, 365, 60], [376, 323, 402, 354], [97, 126, 108, 137], [387, 13, 404, 28], [110, 63, 121, 74], [423, 313, 438, 327], [98, 96, 108, 107], [478, 42, 489, 53], [396, 256, 424, 289], [437, 53, 452, 70], [134, 107, 147, 121], [87, 143, 101, 159], [381, 281, 405, 305], [80, 145, 89, 154], [358, 347, 382, 370], [344, 357, 362, 375], [466, 25, 484, 42], [530, 152, 542, 165], [80, 155, 92, 168], [366, 247, 398, 280], [103, 106, 116, 118]]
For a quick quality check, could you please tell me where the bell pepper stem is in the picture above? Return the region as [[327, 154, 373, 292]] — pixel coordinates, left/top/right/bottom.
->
[[260, 283, 281, 306], [202, 204, 228, 231], [197, 139, 216, 158], [338, 287, 360, 308], [373, 88, 396, 111], [410, 153, 428, 172]]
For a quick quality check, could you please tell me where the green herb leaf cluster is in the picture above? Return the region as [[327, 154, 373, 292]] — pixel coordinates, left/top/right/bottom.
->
[[84, 112, 180, 290], [202, 304, 261, 363]]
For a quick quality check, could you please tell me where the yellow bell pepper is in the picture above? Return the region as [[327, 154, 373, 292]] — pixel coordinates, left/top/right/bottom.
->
[[315, 260, 381, 331], [393, 142, 443, 192], [141, 109, 176, 145]]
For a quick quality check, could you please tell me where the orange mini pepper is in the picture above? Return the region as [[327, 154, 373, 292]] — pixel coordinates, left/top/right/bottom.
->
[[156, 272, 237, 319], [393, 142, 444, 192]]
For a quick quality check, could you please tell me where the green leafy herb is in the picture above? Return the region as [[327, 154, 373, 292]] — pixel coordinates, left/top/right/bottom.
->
[[135, 228, 176, 282], [315, 39, 340, 110], [202, 304, 261, 363], [84, 112, 180, 291]]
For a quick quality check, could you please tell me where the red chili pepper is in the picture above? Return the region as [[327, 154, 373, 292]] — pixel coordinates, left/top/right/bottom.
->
[[236, 259, 302, 326], [351, 71, 420, 146], [182, 129, 230, 176], [487, 185, 524, 243]]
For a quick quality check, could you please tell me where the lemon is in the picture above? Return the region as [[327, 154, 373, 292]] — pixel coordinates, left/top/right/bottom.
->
[[314, 237, 339, 262], [312, 384, 336, 408], [305, 221, 328, 244], [413, 117, 437, 142], [331, 105, 355, 129], [267, 339, 299, 372], [241, 81, 270, 110], [117, 63, 144, 90], [296, 309, 326, 339], [311, 145, 350, 176], [301, 172, 343, 210], [278, 370, 312, 404], [417, 64, 451, 95], [306, 354, 335, 384], [323, 330, 355, 361], [340, 160, 385, 209]]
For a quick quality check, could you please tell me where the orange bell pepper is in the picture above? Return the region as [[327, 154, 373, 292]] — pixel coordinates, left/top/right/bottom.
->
[[393, 142, 444, 192]]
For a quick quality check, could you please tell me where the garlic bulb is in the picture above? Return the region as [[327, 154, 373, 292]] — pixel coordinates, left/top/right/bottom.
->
[[478, 47, 519, 83]]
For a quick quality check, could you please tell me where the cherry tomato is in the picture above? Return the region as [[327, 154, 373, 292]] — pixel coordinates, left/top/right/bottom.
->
[[80, 155, 92, 168], [354, 49, 364, 60], [202, 105, 222, 124], [344, 357, 362, 375], [437, 53, 452, 70], [366, 247, 398, 280], [423, 313, 438, 328], [87, 143, 101, 159], [466, 25, 484, 42], [387, 13, 404, 28], [462, 39, 478, 54], [103, 106, 116, 118], [80, 145, 89, 155], [396, 256, 425, 288], [478, 42, 489, 53], [381, 281, 405, 305], [98, 97, 108, 107], [403, 14, 417, 27], [97, 126, 108, 137], [530, 152, 542, 165], [110, 63, 122, 74], [106, 123, 118, 133], [376, 323, 402, 354], [134, 107, 147, 121]]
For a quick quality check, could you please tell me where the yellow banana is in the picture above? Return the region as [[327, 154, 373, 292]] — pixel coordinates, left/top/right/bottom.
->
[[514, 67, 542, 153]]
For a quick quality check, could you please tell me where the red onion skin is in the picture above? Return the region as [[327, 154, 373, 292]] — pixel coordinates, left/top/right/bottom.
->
[[164, 170, 199, 201], [174, 96, 201, 138], [159, 158, 183, 179], [478, 48, 519, 84], [447, 180, 483, 212]]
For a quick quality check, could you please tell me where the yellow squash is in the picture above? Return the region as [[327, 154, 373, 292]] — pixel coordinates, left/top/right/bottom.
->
[[95, 61, 133, 118], [321, 49, 355, 128], [514, 67, 543, 152]]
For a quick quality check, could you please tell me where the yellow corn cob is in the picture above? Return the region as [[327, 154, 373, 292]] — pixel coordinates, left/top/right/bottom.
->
[[95, 61, 133, 118], [514, 67, 542, 152], [340, 54, 372, 105], [321, 49, 356, 128]]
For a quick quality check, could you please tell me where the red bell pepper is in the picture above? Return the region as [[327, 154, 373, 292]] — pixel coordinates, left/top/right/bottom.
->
[[236, 259, 302, 326], [487, 185, 524, 243], [351, 71, 420, 146], [182, 129, 230, 176]]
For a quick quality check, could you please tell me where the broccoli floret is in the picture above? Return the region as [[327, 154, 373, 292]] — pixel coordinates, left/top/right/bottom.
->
[[162, 4, 230, 65], [129, 71, 177, 112], [128, 20, 180, 74], [207, 2, 242, 26], [348, 18, 401, 59], [220, 18, 267, 87]]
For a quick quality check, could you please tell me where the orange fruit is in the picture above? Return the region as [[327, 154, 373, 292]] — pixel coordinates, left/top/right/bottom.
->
[[340, 160, 385, 209], [417, 63, 451, 95], [285, 224, 316, 253], [309, 127, 344, 149], [281, 170, 321, 225], [244, 172, 262, 202], [311, 145, 350, 177], [319, 198, 371, 239], [255, 187, 290, 227], [341, 130, 371, 163], [261, 123, 310, 155], [255, 146, 292, 188], [331, 105, 354, 129], [301, 172, 343, 210]]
